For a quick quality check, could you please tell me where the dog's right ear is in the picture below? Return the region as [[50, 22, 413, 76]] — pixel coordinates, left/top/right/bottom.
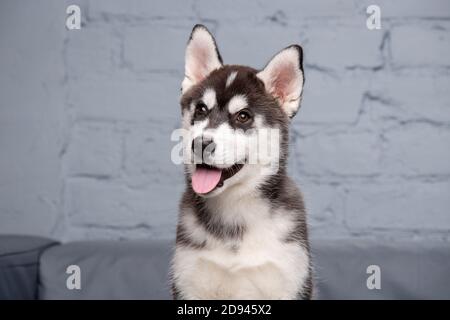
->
[[182, 25, 223, 94]]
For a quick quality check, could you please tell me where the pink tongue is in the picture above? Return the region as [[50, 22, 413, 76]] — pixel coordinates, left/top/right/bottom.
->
[[192, 167, 222, 194]]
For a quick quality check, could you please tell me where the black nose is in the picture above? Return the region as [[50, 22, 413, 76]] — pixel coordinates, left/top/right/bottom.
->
[[192, 136, 216, 161]]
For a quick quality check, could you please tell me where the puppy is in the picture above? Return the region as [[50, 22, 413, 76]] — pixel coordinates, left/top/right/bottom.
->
[[171, 24, 312, 300]]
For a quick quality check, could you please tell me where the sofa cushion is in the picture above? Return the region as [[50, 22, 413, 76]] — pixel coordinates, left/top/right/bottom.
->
[[311, 240, 450, 299], [37, 239, 450, 299], [0, 235, 58, 300], [38, 239, 173, 299]]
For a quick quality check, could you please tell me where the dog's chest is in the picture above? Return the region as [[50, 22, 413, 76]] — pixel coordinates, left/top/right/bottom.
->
[[173, 200, 309, 299], [204, 198, 293, 267]]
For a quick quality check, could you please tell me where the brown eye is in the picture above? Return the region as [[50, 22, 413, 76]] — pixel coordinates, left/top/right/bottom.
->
[[194, 102, 208, 118], [236, 110, 252, 124]]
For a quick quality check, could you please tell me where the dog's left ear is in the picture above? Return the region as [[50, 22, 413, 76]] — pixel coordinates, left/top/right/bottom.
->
[[257, 45, 304, 118], [182, 24, 223, 94]]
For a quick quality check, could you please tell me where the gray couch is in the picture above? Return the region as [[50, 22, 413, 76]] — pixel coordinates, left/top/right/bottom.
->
[[1, 235, 449, 300]]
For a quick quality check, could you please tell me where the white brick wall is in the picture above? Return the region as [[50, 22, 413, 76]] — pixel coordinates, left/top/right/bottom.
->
[[1, 0, 449, 243], [369, 73, 450, 123], [391, 23, 450, 68], [66, 122, 122, 177], [345, 181, 450, 231]]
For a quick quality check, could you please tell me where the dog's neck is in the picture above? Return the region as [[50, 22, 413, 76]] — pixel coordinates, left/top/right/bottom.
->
[[196, 168, 287, 222]]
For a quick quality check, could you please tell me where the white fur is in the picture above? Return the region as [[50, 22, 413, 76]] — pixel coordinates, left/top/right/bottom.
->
[[202, 88, 217, 110], [227, 94, 248, 114], [183, 109, 281, 194], [225, 71, 238, 88], [257, 46, 304, 118], [172, 193, 310, 299]]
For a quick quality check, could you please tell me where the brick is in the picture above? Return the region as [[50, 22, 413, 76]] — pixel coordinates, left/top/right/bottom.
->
[[217, 22, 383, 71], [65, 179, 183, 228], [123, 121, 185, 188], [65, 122, 122, 177], [367, 73, 450, 124], [300, 182, 346, 236], [369, 0, 450, 18], [0, 181, 60, 236], [217, 24, 302, 68], [297, 70, 369, 124], [66, 25, 121, 78], [3, 0, 450, 243], [88, 0, 195, 20], [391, 23, 450, 68], [123, 24, 188, 71], [0, 0, 65, 237], [68, 73, 182, 121], [294, 130, 381, 176], [303, 23, 384, 70], [345, 181, 450, 230], [195, 0, 360, 21], [381, 123, 450, 176]]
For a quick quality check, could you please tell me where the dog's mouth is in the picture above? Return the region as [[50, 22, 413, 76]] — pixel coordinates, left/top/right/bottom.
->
[[191, 163, 244, 195]]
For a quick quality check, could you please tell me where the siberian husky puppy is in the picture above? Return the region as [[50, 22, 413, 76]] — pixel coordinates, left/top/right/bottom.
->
[[171, 24, 312, 300]]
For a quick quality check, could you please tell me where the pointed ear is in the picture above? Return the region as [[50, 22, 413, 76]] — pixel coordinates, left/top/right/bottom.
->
[[182, 25, 223, 94], [257, 45, 304, 118]]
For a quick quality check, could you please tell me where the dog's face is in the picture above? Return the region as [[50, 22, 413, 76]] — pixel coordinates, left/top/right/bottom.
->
[[180, 25, 304, 197]]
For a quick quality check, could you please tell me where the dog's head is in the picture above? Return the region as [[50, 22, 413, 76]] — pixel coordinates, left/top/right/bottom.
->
[[180, 25, 304, 197]]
